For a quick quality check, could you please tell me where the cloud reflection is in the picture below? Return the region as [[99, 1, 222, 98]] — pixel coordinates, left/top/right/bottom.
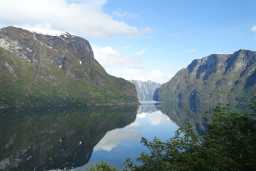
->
[[94, 105, 176, 152]]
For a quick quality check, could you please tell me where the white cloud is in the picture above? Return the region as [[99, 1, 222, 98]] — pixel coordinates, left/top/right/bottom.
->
[[135, 49, 145, 56], [112, 9, 137, 19], [20, 24, 63, 35], [191, 48, 197, 53], [142, 27, 153, 33], [93, 46, 140, 67], [251, 25, 256, 32], [93, 45, 170, 83], [120, 68, 169, 83], [0, 0, 149, 37]]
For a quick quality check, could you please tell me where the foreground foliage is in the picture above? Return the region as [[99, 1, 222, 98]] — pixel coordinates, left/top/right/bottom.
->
[[91, 105, 256, 171], [125, 106, 256, 171], [89, 162, 117, 171]]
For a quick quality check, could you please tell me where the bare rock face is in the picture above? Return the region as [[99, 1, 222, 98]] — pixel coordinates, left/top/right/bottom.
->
[[0, 26, 138, 108], [159, 49, 256, 132]]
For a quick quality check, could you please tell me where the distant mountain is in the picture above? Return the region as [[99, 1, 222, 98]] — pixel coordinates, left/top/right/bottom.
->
[[131, 80, 161, 102], [0, 26, 138, 109], [160, 49, 256, 116]]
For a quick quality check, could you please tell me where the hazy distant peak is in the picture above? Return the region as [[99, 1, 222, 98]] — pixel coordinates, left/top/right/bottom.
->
[[131, 80, 161, 102]]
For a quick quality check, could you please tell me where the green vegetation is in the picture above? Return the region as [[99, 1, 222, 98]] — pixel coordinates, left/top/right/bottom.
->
[[89, 162, 118, 171], [159, 50, 256, 115], [0, 26, 138, 109], [90, 104, 256, 171], [0, 46, 137, 109]]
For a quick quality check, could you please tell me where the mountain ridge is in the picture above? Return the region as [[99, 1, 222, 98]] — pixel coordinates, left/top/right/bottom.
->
[[159, 49, 256, 115], [0, 26, 138, 109]]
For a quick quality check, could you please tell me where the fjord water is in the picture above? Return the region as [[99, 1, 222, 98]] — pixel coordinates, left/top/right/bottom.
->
[[0, 104, 178, 171], [75, 104, 178, 170]]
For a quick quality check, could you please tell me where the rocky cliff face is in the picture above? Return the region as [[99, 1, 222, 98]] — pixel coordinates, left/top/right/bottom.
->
[[160, 49, 256, 117], [0, 26, 138, 108], [131, 80, 160, 102]]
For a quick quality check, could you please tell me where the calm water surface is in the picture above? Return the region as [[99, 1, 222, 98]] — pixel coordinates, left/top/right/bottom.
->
[[0, 104, 178, 171], [74, 104, 178, 170]]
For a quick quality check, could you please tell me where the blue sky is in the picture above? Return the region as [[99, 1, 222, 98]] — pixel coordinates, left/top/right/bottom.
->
[[0, 0, 256, 83]]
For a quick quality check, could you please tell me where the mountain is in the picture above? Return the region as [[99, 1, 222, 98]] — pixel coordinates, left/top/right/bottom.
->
[[159, 49, 256, 117], [131, 80, 160, 102], [0, 26, 138, 109]]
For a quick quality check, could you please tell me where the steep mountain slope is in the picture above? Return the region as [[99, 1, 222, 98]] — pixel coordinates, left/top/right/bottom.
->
[[0, 26, 138, 109], [131, 80, 160, 102], [160, 49, 256, 116]]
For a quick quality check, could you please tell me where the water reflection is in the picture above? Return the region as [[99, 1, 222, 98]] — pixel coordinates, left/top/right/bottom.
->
[[158, 103, 209, 134], [0, 104, 184, 171], [75, 104, 178, 170], [0, 106, 137, 171]]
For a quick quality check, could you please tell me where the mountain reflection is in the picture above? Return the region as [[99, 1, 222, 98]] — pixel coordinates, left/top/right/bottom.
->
[[158, 103, 209, 134], [0, 106, 137, 171], [75, 104, 178, 170]]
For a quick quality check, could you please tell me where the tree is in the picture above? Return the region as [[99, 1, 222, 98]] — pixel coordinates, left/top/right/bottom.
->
[[89, 162, 117, 171]]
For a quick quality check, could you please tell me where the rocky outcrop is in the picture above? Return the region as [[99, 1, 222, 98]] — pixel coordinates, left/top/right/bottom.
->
[[0, 26, 138, 109], [131, 80, 160, 102], [160, 49, 256, 117]]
